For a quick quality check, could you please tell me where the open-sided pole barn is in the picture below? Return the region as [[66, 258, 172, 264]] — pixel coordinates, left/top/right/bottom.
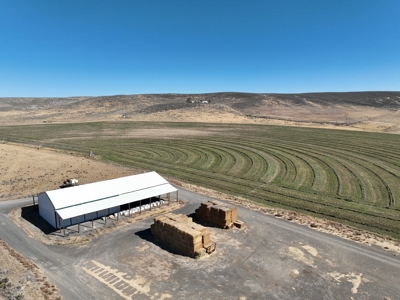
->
[[38, 172, 178, 230]]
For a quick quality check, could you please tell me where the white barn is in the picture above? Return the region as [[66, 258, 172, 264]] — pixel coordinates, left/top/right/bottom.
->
[[38, 172, 178, 229]]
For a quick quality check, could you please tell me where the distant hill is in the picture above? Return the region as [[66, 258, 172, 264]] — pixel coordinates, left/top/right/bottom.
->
[[1, 92, 400, 133], [2, 91, 400, 111]]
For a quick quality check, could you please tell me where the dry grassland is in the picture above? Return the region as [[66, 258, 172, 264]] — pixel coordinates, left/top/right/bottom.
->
[[1, 100, 400, 133], [0, 239, 62, 300], [0, 143, 140, 200]]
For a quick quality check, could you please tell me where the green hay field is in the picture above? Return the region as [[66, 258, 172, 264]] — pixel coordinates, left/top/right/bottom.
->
[[2, 121, 400, 239]]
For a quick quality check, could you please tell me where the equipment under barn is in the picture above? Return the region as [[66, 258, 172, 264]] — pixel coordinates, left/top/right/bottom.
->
[[151, 213, 216, 258], [38, 172, 178, 229], [195, 200, 243, 229]]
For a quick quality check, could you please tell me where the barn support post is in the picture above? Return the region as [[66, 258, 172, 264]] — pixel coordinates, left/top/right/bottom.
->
[[78, 216, 80, 233], [128, 203, 131, 216], [54, 212, 58, 228], [32, 195, 35, 206], [63, 219, 65, 237], [59, 215, 62, 233], [91, 212, 93, 228], [104, 209, 107, 225], [168, 193, 170, 205], [150, 197, 152, 211], [176, 190, 178, 202]]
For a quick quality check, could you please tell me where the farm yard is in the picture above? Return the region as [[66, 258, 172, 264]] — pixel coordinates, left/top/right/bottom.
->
[[2, 121, 400, 239], [1, 1, 400, 294]]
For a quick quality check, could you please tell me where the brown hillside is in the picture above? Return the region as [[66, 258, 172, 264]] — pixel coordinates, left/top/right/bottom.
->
[[1, 92, 400, 133]]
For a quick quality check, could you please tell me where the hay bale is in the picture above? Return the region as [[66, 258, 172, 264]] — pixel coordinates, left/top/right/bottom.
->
[[231, 207, 238, 222], [196, 201, 239, 229], [151, 213, 213, 258], [234, 220, 245, 229], [202, 232, 211, 245]]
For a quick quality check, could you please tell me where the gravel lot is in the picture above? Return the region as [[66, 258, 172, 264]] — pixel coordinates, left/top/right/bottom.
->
[[1, 189, 400, 299]]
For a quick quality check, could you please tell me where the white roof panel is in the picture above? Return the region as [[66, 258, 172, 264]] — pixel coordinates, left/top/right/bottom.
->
[[43, 172, 177, 220], [56, 183, 176, 220], [47, 171, 168, 209]]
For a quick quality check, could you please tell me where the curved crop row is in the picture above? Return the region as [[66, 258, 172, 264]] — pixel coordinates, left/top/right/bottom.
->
[[2, 122, 400, 238], [106, 137, 399, 208]]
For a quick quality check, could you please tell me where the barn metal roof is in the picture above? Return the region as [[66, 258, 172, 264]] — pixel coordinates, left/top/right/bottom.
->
[[44, 172, 177, 220]]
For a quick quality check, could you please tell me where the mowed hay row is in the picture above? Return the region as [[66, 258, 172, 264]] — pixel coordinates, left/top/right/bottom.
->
[[195, 201, 241, 229], [151, 213, 215, 258], [4, 122, 400, 239]]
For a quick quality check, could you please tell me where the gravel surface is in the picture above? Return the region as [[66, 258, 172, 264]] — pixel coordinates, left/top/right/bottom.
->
[[1, 191, 400, 299]]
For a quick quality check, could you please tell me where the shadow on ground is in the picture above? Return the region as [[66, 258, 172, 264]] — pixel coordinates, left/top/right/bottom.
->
[[20, 205, 57, 235]]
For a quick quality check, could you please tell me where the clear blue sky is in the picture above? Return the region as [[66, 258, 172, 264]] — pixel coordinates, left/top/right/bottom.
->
[[1, 1, 399, 97]]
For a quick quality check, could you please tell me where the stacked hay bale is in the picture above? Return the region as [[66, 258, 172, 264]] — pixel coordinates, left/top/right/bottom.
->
[[151, 213, 215, 258], [195, 200, 243, 229]]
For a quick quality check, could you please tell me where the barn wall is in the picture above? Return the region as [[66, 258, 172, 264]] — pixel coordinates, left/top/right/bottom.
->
[[38, 193, 57, 228]]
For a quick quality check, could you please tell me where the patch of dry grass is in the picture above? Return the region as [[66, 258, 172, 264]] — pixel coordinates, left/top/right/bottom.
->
[[0, 239, 62, 300]]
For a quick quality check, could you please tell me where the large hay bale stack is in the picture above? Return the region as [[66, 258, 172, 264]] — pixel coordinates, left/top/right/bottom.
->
[[151, 213, 214, 258], [195, 201, 240, 229]]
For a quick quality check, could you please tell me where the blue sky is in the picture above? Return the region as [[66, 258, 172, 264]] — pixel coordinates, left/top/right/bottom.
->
[[1, 1, 399, 97]]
